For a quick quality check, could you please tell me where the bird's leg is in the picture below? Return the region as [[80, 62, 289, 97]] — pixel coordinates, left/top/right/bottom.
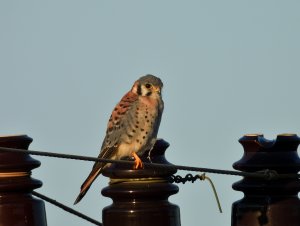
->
[[131, 152, 143, 169]]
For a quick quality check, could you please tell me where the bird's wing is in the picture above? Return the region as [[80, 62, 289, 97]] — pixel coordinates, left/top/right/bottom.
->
[[100, 90, 139, 152], [74, 91, 138, 204]]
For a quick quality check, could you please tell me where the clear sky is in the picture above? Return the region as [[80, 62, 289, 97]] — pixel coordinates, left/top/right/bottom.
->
[[1, 1, 300, 225]]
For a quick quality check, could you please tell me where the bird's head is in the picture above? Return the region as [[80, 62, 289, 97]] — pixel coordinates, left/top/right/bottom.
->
[[132, 74, 163, 97]]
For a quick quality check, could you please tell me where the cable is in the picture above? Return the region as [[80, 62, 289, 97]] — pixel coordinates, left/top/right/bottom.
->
[[0, 146, 299, 180], [200, 174, 223, 213], [32, 191, 102, 226], [169, 173, 222, 213]]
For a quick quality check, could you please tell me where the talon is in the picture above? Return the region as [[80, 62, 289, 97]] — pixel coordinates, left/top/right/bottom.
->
[[132, 152, 143, 169]]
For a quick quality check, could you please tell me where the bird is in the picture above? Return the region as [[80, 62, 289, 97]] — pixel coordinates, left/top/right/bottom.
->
[[74, 74, 164, 204]]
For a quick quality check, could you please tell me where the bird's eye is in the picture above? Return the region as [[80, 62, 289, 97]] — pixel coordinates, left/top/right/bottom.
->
[[145, 83, 152, 89]]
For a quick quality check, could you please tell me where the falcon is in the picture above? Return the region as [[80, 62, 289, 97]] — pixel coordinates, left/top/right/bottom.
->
[[74, 74, 164, 204]]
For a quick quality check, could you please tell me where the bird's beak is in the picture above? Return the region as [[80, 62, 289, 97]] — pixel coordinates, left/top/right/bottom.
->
[[154, 86, 161, 94]]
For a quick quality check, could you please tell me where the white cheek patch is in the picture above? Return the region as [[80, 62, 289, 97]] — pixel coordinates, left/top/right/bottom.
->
[[141, 86, 147, 96]]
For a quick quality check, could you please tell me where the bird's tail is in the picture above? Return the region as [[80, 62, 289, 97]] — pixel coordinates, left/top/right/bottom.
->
[[74, 166, 103, 205]]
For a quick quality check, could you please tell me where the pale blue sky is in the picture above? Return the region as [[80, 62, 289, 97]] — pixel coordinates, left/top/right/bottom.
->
[[1, 1, 300, 225]]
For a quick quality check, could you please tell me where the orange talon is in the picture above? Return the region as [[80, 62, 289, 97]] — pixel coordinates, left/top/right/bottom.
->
[[132, 152, 143, 169]]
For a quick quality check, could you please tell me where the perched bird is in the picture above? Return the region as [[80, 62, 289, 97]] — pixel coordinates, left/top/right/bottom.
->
[[74, 74, 164, 204]]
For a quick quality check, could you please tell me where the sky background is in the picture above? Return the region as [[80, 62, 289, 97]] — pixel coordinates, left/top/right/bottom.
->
[[1, 1, 300, 225]]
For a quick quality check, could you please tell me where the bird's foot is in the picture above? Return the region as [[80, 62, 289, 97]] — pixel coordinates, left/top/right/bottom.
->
[[132, 152, 144, 169]]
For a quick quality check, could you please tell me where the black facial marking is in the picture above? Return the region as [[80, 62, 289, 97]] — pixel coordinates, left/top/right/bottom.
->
[[137, 84, 142, 95], [146, 92, 152, 96]]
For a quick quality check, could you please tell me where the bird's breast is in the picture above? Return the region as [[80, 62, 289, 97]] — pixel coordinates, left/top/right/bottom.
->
[[116, 141, 142, 159], [114, 95, 162, 159]]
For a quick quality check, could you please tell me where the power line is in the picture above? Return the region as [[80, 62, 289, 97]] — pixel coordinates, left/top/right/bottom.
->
[[0, 146, 299, 180], [32, 191, 102, 226]]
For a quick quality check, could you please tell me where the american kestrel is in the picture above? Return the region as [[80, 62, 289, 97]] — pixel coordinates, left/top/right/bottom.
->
[[74, 74, 164, 204]]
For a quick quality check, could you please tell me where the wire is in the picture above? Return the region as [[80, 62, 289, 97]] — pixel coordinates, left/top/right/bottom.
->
[[200, 174, 223, 213], [32, 191, 102, 226], [169, 173, 222, 213], [0, 146, 299, 180]]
